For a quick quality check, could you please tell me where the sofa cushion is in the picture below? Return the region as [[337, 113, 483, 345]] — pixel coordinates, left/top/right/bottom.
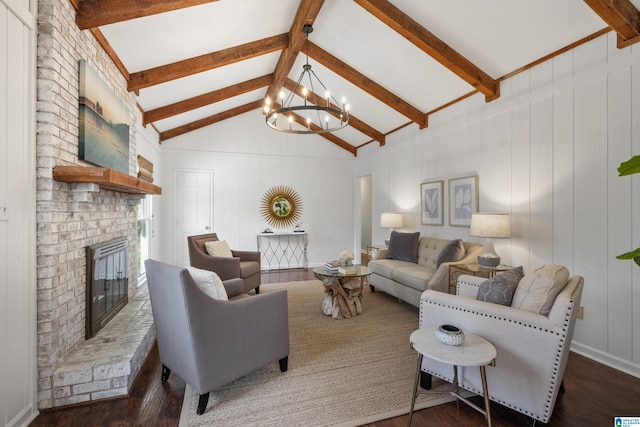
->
[[511, 264, 569, 315], [476, 266, 524, 306], [387, 231, 420, 263], [436, 239, 465, 268], [391, 264, 434, 291], [188, 267, 228, 300], [204, 240, 233, 257]]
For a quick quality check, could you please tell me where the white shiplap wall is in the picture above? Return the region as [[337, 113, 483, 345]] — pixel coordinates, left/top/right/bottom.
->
[[160, 110, 358, 269], [355, 32, 640, 375], [0, 0, 38, 426]]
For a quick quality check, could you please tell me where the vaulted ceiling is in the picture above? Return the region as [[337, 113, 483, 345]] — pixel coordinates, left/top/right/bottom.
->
[[72, 0, 640, 155]]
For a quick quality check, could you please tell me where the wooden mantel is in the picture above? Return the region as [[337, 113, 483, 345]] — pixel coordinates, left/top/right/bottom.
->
[[53, 166, 162, 195]]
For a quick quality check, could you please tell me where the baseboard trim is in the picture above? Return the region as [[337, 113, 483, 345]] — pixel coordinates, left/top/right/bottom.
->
[[571, 342, 640, 379]]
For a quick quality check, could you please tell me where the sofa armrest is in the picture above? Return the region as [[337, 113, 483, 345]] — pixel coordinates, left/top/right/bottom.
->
[[372, 248, 388, 260]]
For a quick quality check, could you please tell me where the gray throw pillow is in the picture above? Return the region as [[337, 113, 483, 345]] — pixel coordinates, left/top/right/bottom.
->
[[387, 231, 420, 263], [476, 266, 524, 306], [436, 239, 465, 268]]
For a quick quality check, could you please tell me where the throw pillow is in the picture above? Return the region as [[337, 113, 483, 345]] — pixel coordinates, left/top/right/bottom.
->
[[436, 239, 465, 268], [204, 240, 233, 257], [387, 231, 420, 263], [188, 267, 228, 301], [511, 264, 569, 315], [476, 266, 524, 306]]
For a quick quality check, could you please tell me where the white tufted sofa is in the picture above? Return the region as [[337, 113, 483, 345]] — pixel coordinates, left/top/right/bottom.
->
[[418, 271, 584, 424]]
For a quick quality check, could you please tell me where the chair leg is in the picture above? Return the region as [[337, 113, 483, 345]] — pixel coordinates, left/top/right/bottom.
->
[[161, 364, 171, 382], [560, 380, 565, 393], [196, 392, 210, 415], [255, 285, 260, 294], [279, 356, 289, 372]]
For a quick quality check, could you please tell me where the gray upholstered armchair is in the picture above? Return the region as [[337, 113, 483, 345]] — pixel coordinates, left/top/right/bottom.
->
[[188, 233, 261, 294], [144, 259, 289, 415], [418, 267, 583, 424]]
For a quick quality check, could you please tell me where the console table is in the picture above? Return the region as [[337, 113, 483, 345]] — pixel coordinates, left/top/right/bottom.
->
[[257, 232, 308, 270]]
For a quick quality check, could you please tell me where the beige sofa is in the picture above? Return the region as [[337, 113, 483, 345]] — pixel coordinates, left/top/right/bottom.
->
[[368, 234, 483, 306]]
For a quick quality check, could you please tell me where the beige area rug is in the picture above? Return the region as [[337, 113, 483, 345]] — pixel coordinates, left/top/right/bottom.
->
[[179, 280, 456, 427]]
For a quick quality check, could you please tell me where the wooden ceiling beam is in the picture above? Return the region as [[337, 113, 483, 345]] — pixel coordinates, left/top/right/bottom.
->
[[307, 41, 427, 128], [265, 0, 326, 103], [159, 100, 263, 142], [283, 78, 385, 146], [128, 33, 289, 92], [354, 0, 499, 102], [76, 0, 218, 29], [144, 74, 273, 125], [583, 0, 640, 47]]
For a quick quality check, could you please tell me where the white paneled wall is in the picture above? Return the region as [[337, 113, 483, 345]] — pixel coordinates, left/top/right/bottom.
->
[[1, 1, 37, 426], [355, 32, 640, 376], [160, 110, 357, 268]]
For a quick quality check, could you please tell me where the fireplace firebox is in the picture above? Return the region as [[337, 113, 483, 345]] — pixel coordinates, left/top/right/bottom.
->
[[86, 237, 129, 339]]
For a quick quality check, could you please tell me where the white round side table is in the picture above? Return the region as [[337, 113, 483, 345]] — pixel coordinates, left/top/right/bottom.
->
[[408, 326, 497, 427]]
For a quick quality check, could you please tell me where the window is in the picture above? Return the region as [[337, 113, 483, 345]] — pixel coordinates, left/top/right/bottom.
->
[[137, 196, 152, 283]]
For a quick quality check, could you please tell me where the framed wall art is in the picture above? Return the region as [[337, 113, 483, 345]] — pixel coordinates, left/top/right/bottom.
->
[[420, 180, 443, 225], [448, 175, 478, 227], [78, 60, 130, 173], [260, 185, 303, 229]]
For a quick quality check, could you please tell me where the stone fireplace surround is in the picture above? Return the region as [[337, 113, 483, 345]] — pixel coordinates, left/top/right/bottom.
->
[[35, 0, 156, 409]]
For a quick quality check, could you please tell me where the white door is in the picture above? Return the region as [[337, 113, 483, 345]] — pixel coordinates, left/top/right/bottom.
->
[[174, 170, 212, 267]]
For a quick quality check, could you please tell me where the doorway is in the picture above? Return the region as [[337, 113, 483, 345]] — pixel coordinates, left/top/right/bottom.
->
[[359, 174, 372, 264], [174, 170, 213, 267]]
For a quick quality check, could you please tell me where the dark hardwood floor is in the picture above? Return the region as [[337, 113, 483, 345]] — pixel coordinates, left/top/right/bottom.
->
[[30, 269, 640, 427]]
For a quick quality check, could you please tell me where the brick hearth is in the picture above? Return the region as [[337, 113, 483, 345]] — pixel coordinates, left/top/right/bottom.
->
[[50, 286, 155, 407]]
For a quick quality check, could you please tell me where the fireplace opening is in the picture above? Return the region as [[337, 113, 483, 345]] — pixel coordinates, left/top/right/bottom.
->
[[86, 237, 129, 339]]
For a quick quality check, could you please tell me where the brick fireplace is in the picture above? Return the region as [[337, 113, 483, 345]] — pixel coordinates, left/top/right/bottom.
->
[[35, 0, 155, 409]]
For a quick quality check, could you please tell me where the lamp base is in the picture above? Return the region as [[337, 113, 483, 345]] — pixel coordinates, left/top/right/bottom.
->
[[477, 255, 500, 268]]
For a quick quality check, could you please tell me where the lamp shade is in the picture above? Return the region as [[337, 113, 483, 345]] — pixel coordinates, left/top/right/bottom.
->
[[470, 213, 511, 238], [380, 212, 403, 228]]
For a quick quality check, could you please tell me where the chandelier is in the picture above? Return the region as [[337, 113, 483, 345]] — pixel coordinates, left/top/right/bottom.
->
[[263, 24, 349, 134]]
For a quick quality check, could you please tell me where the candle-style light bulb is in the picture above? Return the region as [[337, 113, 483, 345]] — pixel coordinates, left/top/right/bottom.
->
[[306, 117, 311, 130], [341, 97, 346, 111], [325, 90, 330, 107]]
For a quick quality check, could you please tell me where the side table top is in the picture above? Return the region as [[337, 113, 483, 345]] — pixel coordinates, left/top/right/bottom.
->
[[410, 326, 496, 367], [453, 263, 513, 273]]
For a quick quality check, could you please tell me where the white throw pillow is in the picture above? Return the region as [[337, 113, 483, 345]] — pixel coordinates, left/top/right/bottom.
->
[[511, 264, 569, 315], [204, 240, 233, 257], [187, 267, 228, 301]]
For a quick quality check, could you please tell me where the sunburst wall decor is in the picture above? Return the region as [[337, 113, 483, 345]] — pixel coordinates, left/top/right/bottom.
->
[[260, 185, 302, 229]]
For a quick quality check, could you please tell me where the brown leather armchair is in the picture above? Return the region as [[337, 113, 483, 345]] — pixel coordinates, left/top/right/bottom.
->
[[187, 233, 261, 294]]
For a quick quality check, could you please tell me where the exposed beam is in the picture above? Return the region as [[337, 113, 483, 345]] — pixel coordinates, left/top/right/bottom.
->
[[265, 0, 326, 103], [89, 28, 129, 80], [354, 0, 499, 102], [307, 41, 427, 128], [159, 100, 263, 141], [283, 78, 385, 146], [128, 33, 289, 91], [583, 0, 640, 47], [144, 74, 273, 125], [76, 0, 218, 29]]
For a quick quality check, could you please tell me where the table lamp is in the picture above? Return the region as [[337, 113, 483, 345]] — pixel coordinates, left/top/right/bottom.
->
[[470, 212, 511, 267], [380, 212, 403, 245]]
